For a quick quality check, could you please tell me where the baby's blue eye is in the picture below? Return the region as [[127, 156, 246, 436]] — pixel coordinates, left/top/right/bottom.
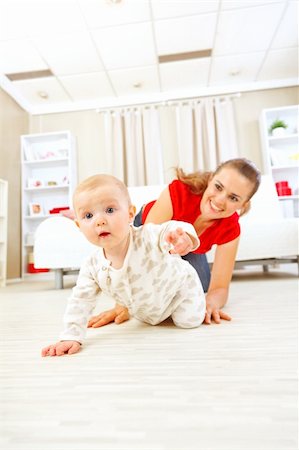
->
[[85, 212, 93, 219], [106, 207, 115, 214]]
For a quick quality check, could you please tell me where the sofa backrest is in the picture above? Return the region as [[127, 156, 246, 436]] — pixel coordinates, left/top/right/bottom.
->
[[240, 174, 282, 224], [128, 184, 166, 213]]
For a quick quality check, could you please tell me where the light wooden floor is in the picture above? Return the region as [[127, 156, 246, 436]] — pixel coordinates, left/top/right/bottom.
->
[[0, 265, 298, 450]]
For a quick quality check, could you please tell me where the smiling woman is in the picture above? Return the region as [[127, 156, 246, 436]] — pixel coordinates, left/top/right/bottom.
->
[[89, 158, 261, 329]]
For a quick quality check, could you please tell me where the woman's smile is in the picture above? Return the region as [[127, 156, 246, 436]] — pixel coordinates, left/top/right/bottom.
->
[[209, 199, 224, 213]]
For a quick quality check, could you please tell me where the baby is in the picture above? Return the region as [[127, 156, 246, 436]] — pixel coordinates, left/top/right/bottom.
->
[[42, 174, 206, 356]]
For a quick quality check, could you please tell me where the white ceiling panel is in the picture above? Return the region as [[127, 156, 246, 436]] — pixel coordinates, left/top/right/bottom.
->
[[154, 13, 217, 55], [214, 3, 286, 55], [26, 0, 85, 35], [108, 66, 160, 97], [151, 0, 219, 19], [271, 1, 298, 49], [0, 2, 29, 40], [0, 0, 85, 38], [33, 32, 103, 76], [92, 22, 156, 70], [257, 47, 299, 81], [0, 0, 297, 114], [12, 77, 71, 105], [221, 0, 285, 10], [59, 72, 115, 101], [160, 59, 210, 91], [0, 40, 48, 73], [78, 0, 151, 28], [210, 52, 265, 85]]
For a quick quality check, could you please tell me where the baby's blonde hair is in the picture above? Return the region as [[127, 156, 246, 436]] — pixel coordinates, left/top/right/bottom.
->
[[73, 174, 132, 208]]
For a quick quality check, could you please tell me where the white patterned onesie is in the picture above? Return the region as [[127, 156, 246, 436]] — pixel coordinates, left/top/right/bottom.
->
[[60, 221, 206, 343]]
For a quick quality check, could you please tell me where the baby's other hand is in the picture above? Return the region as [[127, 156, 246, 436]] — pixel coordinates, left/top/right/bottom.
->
[[165, 227, 193, 256], [41, 340, 81, 357]]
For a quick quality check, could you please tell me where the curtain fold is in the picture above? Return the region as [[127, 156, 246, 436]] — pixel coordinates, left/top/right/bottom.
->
[[104, 110, 125, 181], [104, 107, 164, 186], [214, 97, 239, 163], [175, 97, 239, 172]]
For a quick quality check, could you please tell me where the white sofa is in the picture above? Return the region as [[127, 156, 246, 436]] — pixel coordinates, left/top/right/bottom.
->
[[34, 175, 298, 288]]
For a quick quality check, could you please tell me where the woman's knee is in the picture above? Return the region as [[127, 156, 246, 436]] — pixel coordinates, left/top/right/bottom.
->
[[133, 207, 143, 227], [182, 253, 211, 293]]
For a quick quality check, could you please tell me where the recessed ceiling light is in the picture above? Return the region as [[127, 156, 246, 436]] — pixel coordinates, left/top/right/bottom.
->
[[133, 82, 142, 88], [38, 91, 49, 100], [229, 69, 241, 76]]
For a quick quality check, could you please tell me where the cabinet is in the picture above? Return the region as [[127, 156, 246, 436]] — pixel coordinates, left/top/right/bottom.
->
[[0, 179, 8, 287], [21, 131, 77, 276], [259, 105, 299, 218]]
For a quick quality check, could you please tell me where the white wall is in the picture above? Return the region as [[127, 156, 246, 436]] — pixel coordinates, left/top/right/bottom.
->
[[29, 86, 299, 185]]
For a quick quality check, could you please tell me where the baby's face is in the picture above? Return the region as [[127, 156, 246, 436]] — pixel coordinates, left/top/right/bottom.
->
[[74, 184, 135, 251]]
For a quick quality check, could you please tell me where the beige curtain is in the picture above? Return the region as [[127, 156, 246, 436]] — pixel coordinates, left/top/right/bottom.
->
[[103, 106, 164, 186], [104, 110, 125, 181], [175, 97, 239, 172]]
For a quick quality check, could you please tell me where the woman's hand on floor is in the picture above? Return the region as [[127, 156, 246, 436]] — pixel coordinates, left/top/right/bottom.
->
[[204, 306, 232, 324], [88, 305, 129, 328], [204, 291, 232, 324]]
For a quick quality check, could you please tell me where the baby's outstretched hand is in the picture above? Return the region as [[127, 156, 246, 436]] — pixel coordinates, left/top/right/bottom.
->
[[165, 227, 193, 256], [41, 340, 81, 357]]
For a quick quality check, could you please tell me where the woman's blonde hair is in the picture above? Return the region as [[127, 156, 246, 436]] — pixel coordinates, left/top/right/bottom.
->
[[176, 158, 261, 216]]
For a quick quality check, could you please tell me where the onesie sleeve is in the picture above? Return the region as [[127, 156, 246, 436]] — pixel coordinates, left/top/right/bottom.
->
[[59, 257, 101, 343]]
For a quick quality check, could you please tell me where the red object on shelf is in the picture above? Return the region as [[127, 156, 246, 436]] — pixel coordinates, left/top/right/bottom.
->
[[275, 181, 292, 196], [275, 180, 288, 187], [28, 263, 49, 273], [49, 206, 69, 214]]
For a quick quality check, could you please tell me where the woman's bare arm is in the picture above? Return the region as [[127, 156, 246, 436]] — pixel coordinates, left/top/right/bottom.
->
[[205, 237, 239, 324], [144, 187, 173, 224]]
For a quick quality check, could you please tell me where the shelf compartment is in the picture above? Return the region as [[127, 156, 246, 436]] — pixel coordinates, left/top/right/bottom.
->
[[277, 195, 299, 201], [24, 185, 69, 192], [23, 157, 69, 167]]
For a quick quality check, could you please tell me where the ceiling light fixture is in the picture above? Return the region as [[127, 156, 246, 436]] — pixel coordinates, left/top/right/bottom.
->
[[106, 0, 122, 4], [5, 69, 53, 81], [229, 69, 241, 76], [38, 91, 49, 100], [159, 49, 212, 63]]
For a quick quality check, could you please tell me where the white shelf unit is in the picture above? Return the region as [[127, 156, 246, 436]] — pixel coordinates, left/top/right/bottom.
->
[[259, 105, 299, 218], [0, 179, 8, 287], [21, 131, 77, 276]]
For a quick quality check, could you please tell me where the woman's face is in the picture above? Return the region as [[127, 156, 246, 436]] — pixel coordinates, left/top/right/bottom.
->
[[200, 167, 254, 219]]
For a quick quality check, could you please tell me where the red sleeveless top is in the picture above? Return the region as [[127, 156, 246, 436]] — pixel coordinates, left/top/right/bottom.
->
[[142, 179, 240, 254]]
